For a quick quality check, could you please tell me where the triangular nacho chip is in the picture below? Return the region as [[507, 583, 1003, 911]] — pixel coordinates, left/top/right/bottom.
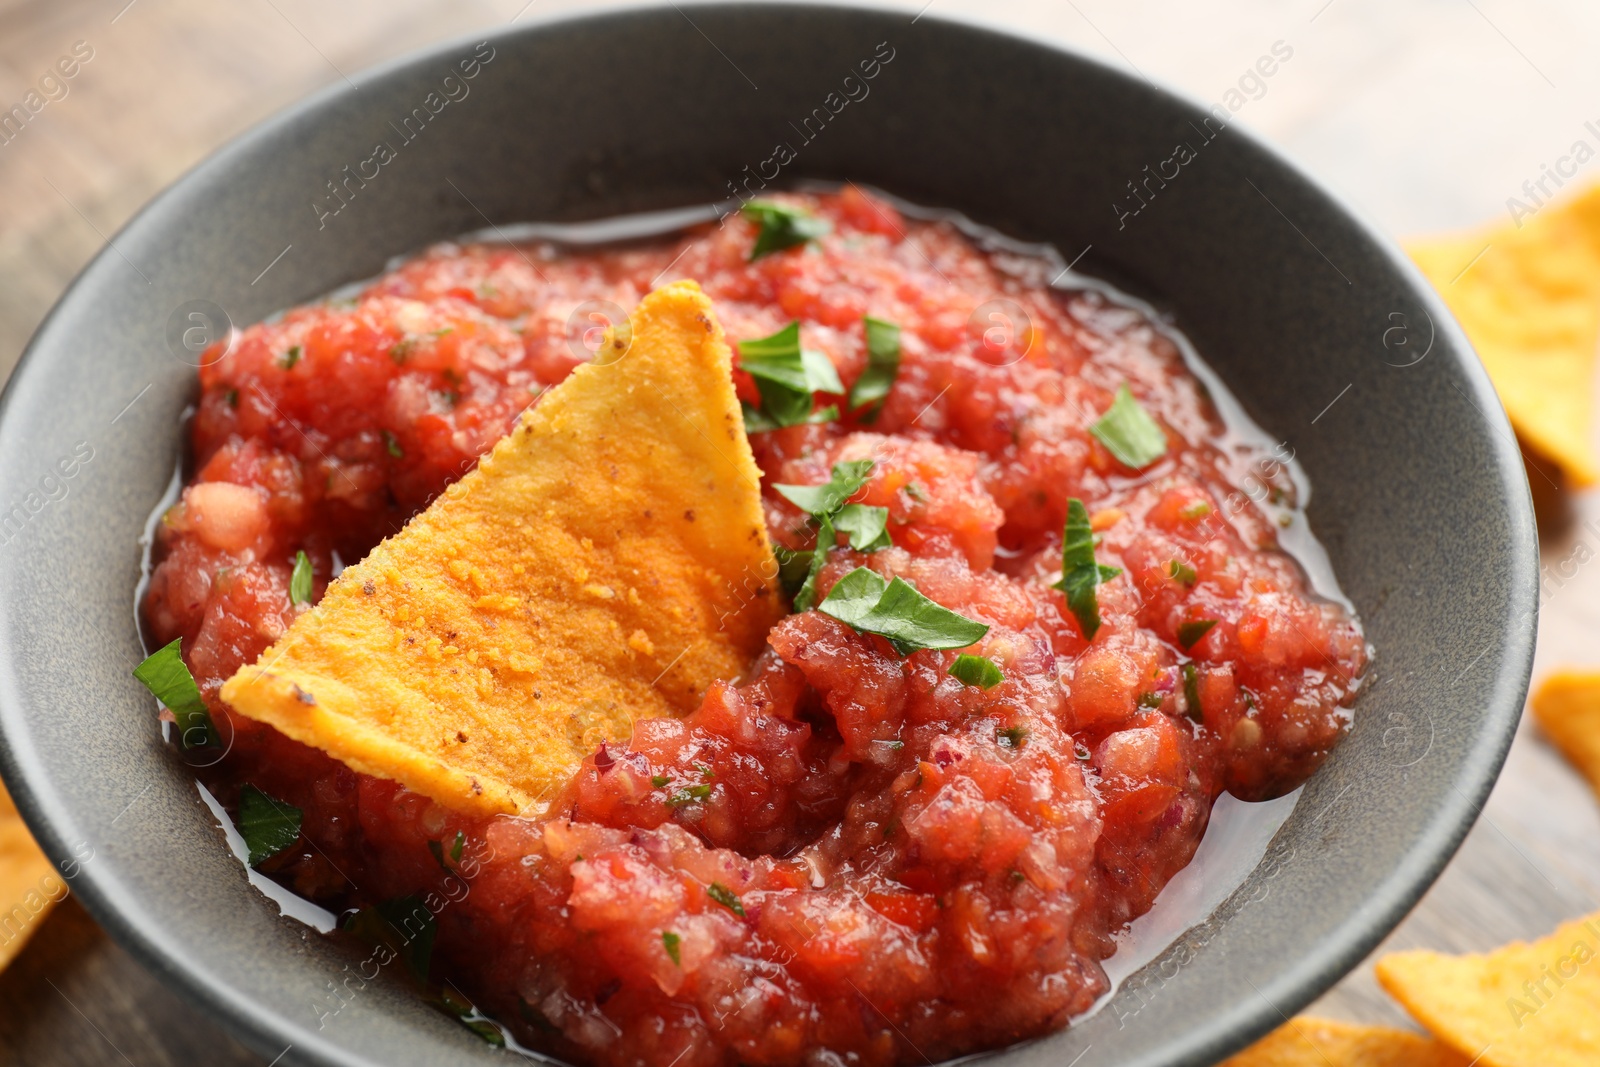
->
[[1531, 668, 1600, 799], [1219, 1016, 1468, 1067], [1407, 185, 1600, 485], [221, 281, 782, 815], [0, 780, 62, 970], [1376, 911, 1600, 1067]]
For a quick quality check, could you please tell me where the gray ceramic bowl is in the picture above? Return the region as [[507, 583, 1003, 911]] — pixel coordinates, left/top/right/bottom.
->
[[0, 4, 1536, 1066]]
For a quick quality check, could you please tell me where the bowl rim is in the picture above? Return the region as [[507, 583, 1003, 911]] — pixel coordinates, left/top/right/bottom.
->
[[0, 3, 1537, 1065]]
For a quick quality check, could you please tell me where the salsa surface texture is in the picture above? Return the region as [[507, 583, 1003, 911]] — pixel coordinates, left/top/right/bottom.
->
[[142, 188, 1368, 1066]]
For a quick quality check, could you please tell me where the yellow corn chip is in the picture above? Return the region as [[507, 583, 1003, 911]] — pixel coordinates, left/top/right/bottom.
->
[[0, 780, 63, 970], [221, 281, 782, 816], [1407, 184, 1600, 485], [1531, 668, 1600, 799], [1377, 911, 1600, 1067], [1219, 1016, 1467, 1066]]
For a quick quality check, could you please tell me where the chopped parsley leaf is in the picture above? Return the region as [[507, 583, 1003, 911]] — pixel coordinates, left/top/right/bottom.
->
[[1179, 500, 1213, 520], [1177, 618, 1218, 650], [791, 513, 834, 613], [997, 726, 1028, 748], [949, 654, 1004, 689], [133, 638, 219, 749], [237, 785, 303, 867], [1182, 662, 1203, 723], [1168, 559, 1198, 586], [849, 316, 901, 420], [1053, 499, 1123, 641], [774, 459, 873, 516], [819, 566, 989, 656], [775, 544, 815, 601], [382, 429, 404, 459], [279, 345, 303, 370], [343, 895, 436, 982], [667, 784, 712, 806], [905, 483, 928, 503], [707, 882, 746, 917], [833, 504, 891, 552], [430, 830, 466, 870], [1137, 691, 1164, 709], [651, 774, 670, 788], [738, 322, 844, 429], [289, 550, 313, 606], [743, 200, 832, 260], [1089, 384, 1167, 468], [662, 931, 682, 965], [778, 461, 891, 610], [438, 986, 507, 1047]]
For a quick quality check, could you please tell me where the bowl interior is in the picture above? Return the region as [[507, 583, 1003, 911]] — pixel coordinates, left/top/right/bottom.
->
[[0, 5, 1535, 1066]]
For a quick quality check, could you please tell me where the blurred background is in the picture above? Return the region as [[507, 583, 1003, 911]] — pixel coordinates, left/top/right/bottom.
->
[[2, 0, 1598, 1062]]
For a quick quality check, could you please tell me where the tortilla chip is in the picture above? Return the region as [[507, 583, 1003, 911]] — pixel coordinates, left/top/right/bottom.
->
[[1219, 1016, 1468, 1066], [1407, 185, 1600, 485], [1377, 911, 1600, 1067], [0, 780, 62, 970], [221, 281, 782, 816], [1531, 668, 1600, 799]]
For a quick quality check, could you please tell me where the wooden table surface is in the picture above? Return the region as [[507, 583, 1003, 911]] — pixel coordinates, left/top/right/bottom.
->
[[4, 0, 1600, 1062]]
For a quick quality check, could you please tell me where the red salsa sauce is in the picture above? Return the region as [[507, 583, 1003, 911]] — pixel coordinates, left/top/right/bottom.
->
[[141, 187, 1368, 1066]]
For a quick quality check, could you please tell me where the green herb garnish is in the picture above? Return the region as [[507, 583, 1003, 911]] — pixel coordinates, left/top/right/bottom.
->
[[1179, 500, 1212, 520], [819, 566, 989, 655], [849, 316, 901, 420], [738, 322, 842, 430], [343, 895, 436, 982], [792, 513, 835, 613], [237, 785, 302, 867], [774, 459, 873, 516], [429, 830, 466, 870], [662, 931, 682, 965], [224, 388, 239, 409], [279, 345, 302, 370], [775, 545, 814, 601], [997, 725, 1028, 748], [949, 654, 1003, 689], [1168, 559, 1197, 586], [439, 986, 507, 1047], [1182, 662, 1203, 723], [1176, 618, 1218, 650], [290, 550, 313, 605], [133, 638, 218, 749], [1089, 384, 1166, 468], [651, 774, 671, 788], [1137, 691, 1164, 709], [382, 429, 404, 459], [1053, 499, 1123, 641], [667, 784, 712, 806], [833, 504, 891, 552], [707, 882, 746, 917], [777, 460, 890, 611], [743, 200, 831, 260]]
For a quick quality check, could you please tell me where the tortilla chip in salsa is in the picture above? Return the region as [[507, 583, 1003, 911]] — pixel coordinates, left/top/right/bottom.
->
[[220, 281, 782, 816]]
